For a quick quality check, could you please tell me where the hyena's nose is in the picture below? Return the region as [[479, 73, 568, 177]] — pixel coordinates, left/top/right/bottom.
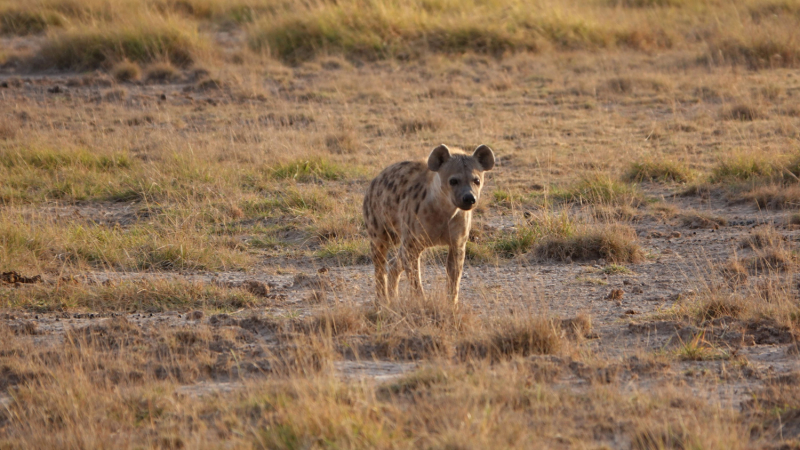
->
[[463, 193, 476, 205]]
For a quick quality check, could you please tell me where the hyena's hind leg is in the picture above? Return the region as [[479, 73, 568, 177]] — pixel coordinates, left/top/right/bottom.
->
[[388, 238, 425, 301], [370, 238, 390, 302]]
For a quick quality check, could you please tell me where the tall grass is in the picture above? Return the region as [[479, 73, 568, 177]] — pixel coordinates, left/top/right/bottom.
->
[[37, 19, 206, 69], [247, 0, 674, 62], [1, 0, 798, 67]]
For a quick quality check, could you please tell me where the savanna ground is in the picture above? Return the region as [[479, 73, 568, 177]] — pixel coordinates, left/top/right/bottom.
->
[[2, 0, 800, 448]]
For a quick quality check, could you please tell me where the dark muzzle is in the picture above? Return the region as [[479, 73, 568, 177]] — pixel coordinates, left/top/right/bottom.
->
[[462, 194, 476, 206]]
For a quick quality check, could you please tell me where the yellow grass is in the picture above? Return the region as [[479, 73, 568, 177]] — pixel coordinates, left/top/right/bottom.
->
[[1, 0, 800, 447]]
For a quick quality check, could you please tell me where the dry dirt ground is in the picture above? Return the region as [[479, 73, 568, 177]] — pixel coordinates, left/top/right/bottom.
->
[[3, 36, 800, 447]]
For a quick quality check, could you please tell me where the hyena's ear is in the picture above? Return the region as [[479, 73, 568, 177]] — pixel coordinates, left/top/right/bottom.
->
[[427, 144, 451, 172], [473, 144, 495, 171]]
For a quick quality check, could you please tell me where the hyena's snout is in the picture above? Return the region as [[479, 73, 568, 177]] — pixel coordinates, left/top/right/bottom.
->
[[459, 192, 476, 210], [462, 193, 476, 206]]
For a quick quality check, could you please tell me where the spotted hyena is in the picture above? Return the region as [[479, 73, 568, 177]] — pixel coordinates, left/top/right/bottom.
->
[[363, 144, 495, 304]]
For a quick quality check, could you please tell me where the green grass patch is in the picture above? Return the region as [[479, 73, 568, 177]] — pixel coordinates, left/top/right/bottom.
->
[[710, 154, 777, 183], [601, 264, 632, 275], [0, 146, 133, 171], [267, 158, 360, 182], [464, 241, 497, 263], [573, 276, 608, 285], [247, 225, 292, 249], [709, 154, 800, 205], [491, 227, 538, 257], [0, 211, 250, 272], [554, 174, 643, 206], [315, 238, 370, 265], [242, 188, 334, 217], [490, 212, 578, 258], [0, 146, 142, 204], [675, 332, 730, 361], [491, 189, 540, 208], [492, 189, 521, 206]]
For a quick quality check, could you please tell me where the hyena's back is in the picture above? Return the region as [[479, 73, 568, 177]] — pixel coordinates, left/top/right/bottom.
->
[[363, 160, 429, 243]]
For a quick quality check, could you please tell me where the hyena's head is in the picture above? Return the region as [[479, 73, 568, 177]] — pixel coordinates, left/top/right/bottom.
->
[[427, 144, 495, 211]]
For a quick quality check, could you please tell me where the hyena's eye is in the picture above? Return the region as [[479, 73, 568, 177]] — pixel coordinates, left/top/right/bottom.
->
[[473, 178, 480, 186], [449, 178, 459, 186]]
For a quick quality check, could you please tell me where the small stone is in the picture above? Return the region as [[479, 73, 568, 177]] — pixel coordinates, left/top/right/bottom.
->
[[189, 310, 204, 321], [669, 231, 682, 239], [624, 309, 638, 315]]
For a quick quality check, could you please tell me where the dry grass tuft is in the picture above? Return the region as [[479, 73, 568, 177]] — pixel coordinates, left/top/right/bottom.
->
[[0, 8, 63, 35], [710, 154, 800, 185], [324, 130, 359, 154], [625, 159, 694, 183], [720, 103, 764, 121], [632, 424, 693, 450], [696, 297, 746, 321], [144, 62, 180, 82], [743, 184, 800, 210], [535, 224, 644, 263], [111, 60, 141, 82], [706, 29, 800, 70], [560, 313, 593, 339], [678, 210, 727, 229], [398, 118, 442, 134], [36, 21, 204, 70], [458, 315, 562, 362], [741, 226, 784, 250], [720, 258, 749, 286], [0, 118, 16, 140], [602, 76, 668, 95], [744, 247, 797, 274]]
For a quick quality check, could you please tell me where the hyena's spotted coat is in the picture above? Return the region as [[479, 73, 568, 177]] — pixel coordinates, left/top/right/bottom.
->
[[363, 144, 495, 304]]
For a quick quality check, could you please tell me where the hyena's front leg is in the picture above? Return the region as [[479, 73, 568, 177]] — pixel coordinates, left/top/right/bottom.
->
[[446, 242, 467, 304]]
